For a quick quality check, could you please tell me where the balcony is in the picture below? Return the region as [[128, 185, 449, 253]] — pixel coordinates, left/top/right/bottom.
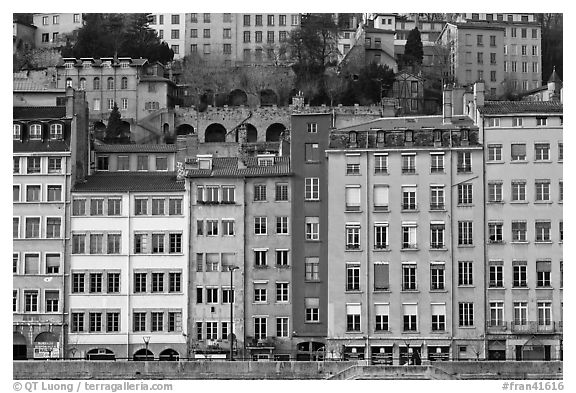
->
[[430, 242, 445, 249], [402, 243, 418, 250], [486, 320, 508, 332], [510, 321, 559, 334], [346, 244, 361, 251]]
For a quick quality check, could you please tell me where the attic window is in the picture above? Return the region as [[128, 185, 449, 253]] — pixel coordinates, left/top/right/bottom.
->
[[29, 124, 42, 140], [50, 124, 63, 140], [65, 62, 74, 69], [13, 124, 21, 140], [258, 155, 275, 166], [121, 61, 130, 68], [377, 130, 385, 143], [102, 61, 112, 68], [197, 155, 213, 170], [82, 62, 92, 69], [404, 130, 413, 142], [349, 131, 358, 144]]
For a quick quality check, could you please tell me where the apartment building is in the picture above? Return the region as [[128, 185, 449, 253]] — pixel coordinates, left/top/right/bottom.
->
[[478, 94, 563, 360], [55, 57, 178, 143], [184, 144, 293, 360], [325, 111, 485, 364], [13, 88, 89, 359], [148, 13, 301, 64], [32, 13, 83, 48], [68, 144, 188, 360]]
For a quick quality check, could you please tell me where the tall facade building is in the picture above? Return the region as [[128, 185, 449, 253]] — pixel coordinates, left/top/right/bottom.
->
[[478, 93, 563, 360], [69, 144, 188, 360], [55, 57, 179, 143], [325, 110, 485, 364], [32, 13, 83, 48], [13, 88, 89, 359], [148, 13, 301, 64]]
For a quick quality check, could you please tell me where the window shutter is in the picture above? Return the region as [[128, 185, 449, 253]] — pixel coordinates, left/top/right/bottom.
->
[[374, 263, 389, 290], [374, 185, 389, 206]]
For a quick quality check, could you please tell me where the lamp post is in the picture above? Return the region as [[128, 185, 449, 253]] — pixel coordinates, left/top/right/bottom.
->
[[228, 265, 239, 361], [143, 336, 151, 361]]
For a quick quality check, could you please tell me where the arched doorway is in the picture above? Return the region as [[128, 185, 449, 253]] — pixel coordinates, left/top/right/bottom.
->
[[296, 341, 325, 361], [159, 348, 180, 361], [133, 348, 154, 361], [229, 89, 248, 106], [205, 123, 227, 143], [13, 332, 27, 360], [265, 123, 286, 142], [176, 124, 195, 136], [86, 348, 115, 360], [33, 331, 59, 359], [163, 123, 170, 135], [260, 89, 278, 106]]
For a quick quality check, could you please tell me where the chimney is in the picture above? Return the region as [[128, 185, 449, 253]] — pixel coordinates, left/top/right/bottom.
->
[[442, 84, 453, 124], [65, 87, 74, 117], [237, 124, 248, 166], [473, 81, 485, 108], [176, 133, 198, 165], [291, 92, 305, 109], [451, 86, 466, 115]]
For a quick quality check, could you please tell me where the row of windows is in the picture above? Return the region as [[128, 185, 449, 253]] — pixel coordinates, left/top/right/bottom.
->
[[195, 286, 234, 304], [13, 252, 60, 275], [487, 180, 562, 203], [90, 98, 130, 111], [487, 301, 556, 327], [195, 321, 237, 341], [41, 14, 81, 25], [487, 142, 562, 161], [488, 260, 562, 288], [13, 289, 60, 313], [65, 76, 131, 91], [13, 184, 62, 203], [96, 155, 170, 171], [71, 232, 183, 254], [70, 271, 182, 294], [14, 156, 63, 175], [71, 310, 182, 333], [150, 13, 298, 26], [13, 217, 62, 239], [250, 317, 291, 339], [196, 183, 289, 204], [252, 249, 290, 268], [72, 196, 183, 216], [13, 123, 64, 141], [488, 220, 562, 243], [241, 14, 298, 26]]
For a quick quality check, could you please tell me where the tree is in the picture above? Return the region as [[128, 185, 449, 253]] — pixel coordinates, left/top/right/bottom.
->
[[537, 13, 563, 81], [323, 69, 349, 107], [104, 103, 129, 143], [341, 63, 395, 106], [403, 27, 424, 67]]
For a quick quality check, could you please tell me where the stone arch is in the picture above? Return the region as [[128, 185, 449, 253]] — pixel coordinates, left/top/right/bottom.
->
[[205, 123, 227, 143], [13, 332, 27, 360], [229, 89, 248, 106], [86, 348, 115, 360], [133, 348, 154, 361], [176, 124, 195, 136], [260, 89, 278, 106], [246, 123, 258, 142], [265, 123, 286, 142], [163, 123, 170, 135], [159, 348, 180, 361]]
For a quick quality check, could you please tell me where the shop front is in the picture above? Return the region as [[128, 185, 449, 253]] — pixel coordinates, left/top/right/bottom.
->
[[427, 346, 450, 362], [342, 345, 365, 360], [399, 345, 422, 365], [487, 340, 506, 361], [370, 345, 393, 364]]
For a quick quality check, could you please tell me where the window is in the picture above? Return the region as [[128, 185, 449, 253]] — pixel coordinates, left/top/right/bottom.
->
[[291, 15, 299, 25], [512, 261, 528, 288], [151, 272, 164, 293], [151, 198, 166, 216], [430, 223, 445, 249], [267, 31, 275, 43], [89, 233, 104, 254], [345, 186, 361, 211], [27, 157, 41, 173], [72, 234, 86, 254], [14, 157, 20, 174], [26, 185, 41, 202], [169, 233, 182, 253], [90, 198, 104, 215], [488, 301, 504, 327], [28, 124, 42, 140], [254, 250, 267, 267], [373, 185, 389, 211], [511, 143, 526, 161], [305, 143, 320, 162], [430, 304, 446, 331], [402, 264, 417, 291], [402, 223, 417, 249], [511, 181, 526, 202], [430, 186, 445, 210], [512, 118, 523, 127], [458, 261, 473, 286], [96, 156, 109, 171], [488, 182, 502, 203], [276, 317, 289, 338], [275, 216, 289, 235], [536, 260, 552, 287], [254, 317, 267, 339], [512, 221, 527, 242], [375, 304, 389, 331], [402, 186, 417, 210], [243, 31, 250, 43], [254, 184, 267, 201], [307, 123, 317, 133], [488, 222, 503, 244], [205, 253, 221, 273], [374, 223, 388, 250], [346, 304, 361, 332], [24, 254, 39, 274], [107, 312, 120, 332], [489, 262, 503, 287], [133, 312, 146, 332], [457, 151, 471, 173], [276, 250, 289, 266], [430, 153, 444, 173], [402, 154, 416, 173], [24, 291, 39, 312], [46, 217, 61, 238], [403, 304, 418, 331], [459, 303, 474, 327], [25, 217, 40, 238], [136, 155, 148, 171], [134, 273, 147, 293], [276, 282, 289, 302], [537, 302, 552, 326], [71, 313, 84, 332], [534, 143, 550, 160], [513, 302, 528, 326], [135, 198, 148, 215], [345, 224, 360, 250], [13, 218, 20, 238], [305, 178, 320, 200], [152, 234, 165, 253], [89, 273, 103, 293], [487, 144, 502, 162], [374, 155, 388, 173], [220, 219, 235, 236], [107, 272, 120, 293], [254, 217, 268, 235], [559, 221, 563, 242], [45, 254, 60, 274], [46, 185, 62, 202], [535, 180, 550, 201], [305, 298, 319, 322], [346, 264, 360, 291], [429, 263, 445, 290], [47, 123, 63, 140], [458, 221, 473, 245], [305, 258, 319, 281]]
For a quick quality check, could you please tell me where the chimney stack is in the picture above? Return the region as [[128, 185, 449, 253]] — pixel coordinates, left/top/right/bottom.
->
[[442, 84, 453, 124], [474, 81, 485, 108]]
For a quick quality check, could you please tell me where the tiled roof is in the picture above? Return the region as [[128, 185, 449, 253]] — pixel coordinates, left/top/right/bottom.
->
[[13, 106, 67, 120], [13, 140, 70, 153], [337, 115, 475, 132], [478, 101, 563, 115], [94, 143, 178, 153], [57, 58, 148, 67], [13, 81, 64, 92], [185, 156, 291, 178], [73, 172, 185, 192]]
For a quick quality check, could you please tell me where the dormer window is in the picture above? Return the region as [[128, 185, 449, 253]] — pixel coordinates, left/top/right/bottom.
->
[[197, 155, 213, 170], [103, 61, 112, 68], [460, 128, 469, 142], [121, 61, 130, 68], [434, 129, 442, 142], [13, 124, 21, 140], [50, 124, 63, 140], [29, 124, 42, 140], [349, 131, 357, 144], [404, 130, 414, 143], [82, 62, 92, 69], [258, 155, 275, 166], [376, 130, 385, 143], [65, 62, 74, 69]]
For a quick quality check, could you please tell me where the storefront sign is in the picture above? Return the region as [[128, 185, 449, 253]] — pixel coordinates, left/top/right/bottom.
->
[[33, 342, 60, 358]]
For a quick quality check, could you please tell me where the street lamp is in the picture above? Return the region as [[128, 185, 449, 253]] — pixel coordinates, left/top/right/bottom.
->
[[143, 336, 151, 361], [228, 265, 240, 361]]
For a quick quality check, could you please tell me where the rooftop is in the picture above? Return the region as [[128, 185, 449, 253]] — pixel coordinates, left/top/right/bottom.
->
[[478, 101, 563, 115], [185, 156, 291, 178], [94, 143, 178, 153], [13, 106, 67, 120], [73, 172, 184, 192], [14, 140, 70, 153]]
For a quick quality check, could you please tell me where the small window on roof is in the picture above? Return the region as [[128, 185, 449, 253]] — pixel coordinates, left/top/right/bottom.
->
[[50, 124, 63, 140], [258, 155, 275, 166], [13, 124, 21, 140]]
